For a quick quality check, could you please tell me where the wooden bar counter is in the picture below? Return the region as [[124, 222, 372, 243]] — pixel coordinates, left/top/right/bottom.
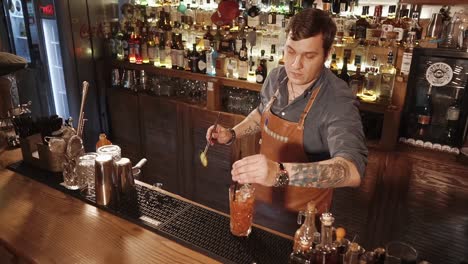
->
[[0, 148, 220, 264]]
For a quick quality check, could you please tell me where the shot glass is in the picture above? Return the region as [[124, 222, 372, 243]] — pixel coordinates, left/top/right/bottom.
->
[[229, 183, 255, 237]]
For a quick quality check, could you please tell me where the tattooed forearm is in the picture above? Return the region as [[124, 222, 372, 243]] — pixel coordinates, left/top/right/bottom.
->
[[242, 122, 261, 136], [288, 159, 351, 188]]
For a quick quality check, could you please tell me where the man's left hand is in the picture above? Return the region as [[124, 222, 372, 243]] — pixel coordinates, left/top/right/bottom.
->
[[231, 154, 278, 186]]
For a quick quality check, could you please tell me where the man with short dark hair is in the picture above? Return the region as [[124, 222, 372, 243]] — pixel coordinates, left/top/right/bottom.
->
[[206, 8, 367, 233]]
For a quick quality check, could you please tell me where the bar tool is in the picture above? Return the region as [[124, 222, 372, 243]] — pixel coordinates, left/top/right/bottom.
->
[[115, 157, 135, 195], [95, 154, 116, 206], [200, 112, 221, 167]]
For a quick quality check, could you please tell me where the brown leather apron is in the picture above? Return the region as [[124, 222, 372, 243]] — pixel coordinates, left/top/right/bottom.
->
[[256, 86, 333, 216]]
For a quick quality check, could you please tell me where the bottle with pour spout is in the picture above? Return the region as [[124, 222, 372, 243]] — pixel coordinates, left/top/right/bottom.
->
[[289, 201, 320, 263]]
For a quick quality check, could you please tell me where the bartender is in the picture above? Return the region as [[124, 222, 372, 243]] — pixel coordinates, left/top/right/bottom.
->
[[206, 9, 367, 234]]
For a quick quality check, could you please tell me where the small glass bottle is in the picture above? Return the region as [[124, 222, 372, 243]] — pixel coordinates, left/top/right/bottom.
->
[[289, 202, 319, 264], [413, 85, 433, 140], [315, 212, 338, 264], [379, 50, 396, 103], [330, 53, 339, 76], [444, 88, 462, 146], [96, 133, 112, 149], [339, 56, 350, 84], [334, 227, 350, 264]]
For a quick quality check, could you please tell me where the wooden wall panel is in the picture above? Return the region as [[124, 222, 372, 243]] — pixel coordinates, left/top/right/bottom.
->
[[139, 94, 181, 193]]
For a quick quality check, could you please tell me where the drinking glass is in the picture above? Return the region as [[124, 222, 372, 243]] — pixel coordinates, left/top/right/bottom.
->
[[229, 183, 255, 237], [384, 241, 418, 264], [97, 145, 121, 162], [76, 152, 98, 197]]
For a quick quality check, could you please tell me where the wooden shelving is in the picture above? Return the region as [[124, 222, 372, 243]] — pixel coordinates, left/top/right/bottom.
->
[[111, 60, 406, 150]]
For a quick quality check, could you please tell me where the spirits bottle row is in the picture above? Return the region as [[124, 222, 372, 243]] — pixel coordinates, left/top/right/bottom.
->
[[401, 86, 464, 153], [287, 201, 413, 264], [329, 50, 396, 104]]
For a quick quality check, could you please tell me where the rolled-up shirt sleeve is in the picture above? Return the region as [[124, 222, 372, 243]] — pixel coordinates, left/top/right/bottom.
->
[[324, 89, 368, 178]]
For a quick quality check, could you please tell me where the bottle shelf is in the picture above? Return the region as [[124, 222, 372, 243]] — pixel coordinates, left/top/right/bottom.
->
[[110, 59, 406, 150], [111, 60, 262, 92]]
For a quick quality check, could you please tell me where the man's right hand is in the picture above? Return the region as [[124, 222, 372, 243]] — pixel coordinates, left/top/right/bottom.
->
[[206, 125, 233, 145]]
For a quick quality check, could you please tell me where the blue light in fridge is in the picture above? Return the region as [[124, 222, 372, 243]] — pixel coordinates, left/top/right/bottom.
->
[[41, 18, 70, 119]]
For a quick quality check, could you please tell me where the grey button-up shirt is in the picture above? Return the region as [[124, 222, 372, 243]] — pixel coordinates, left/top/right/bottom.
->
[[257, 66, 368, 178]]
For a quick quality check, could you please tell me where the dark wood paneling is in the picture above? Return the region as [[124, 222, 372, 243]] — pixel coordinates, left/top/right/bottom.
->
[[332, 146, 468, 264], [184, 108, 239, 213], [139, 94, 181, 193]]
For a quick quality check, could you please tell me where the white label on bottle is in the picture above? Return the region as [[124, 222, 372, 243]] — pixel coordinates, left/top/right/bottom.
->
[[381, 24, 394, 39], [248, 16, 260, 28], [238, 61, 248, 79], [198, 60, 206, 71], [401, 52, 412, 75], [235, 39, 242, 53], [256, 74, 264, 83], [393, 27, 404, 41], [447, 107, 460, 121]]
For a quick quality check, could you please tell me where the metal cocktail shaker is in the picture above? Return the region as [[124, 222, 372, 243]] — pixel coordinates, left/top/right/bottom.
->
[[115, 157, 135, 195], [95, 154, 116, 206]]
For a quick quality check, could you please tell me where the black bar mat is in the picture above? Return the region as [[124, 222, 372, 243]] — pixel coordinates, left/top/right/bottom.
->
[[7, 161, 293, 264]]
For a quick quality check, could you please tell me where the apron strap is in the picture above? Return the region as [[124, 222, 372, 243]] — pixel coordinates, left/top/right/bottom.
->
[[264, 89, 280, 113], [298, 86, 321, 128]]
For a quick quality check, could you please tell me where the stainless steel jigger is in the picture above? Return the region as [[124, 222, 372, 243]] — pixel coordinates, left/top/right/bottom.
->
[[95, 154, 116, 206], [115, 157, 135, 195]]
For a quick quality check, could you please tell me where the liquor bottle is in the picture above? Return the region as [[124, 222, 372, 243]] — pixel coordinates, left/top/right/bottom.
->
[[334, 227, 350, 264], [366, 5, 382, 46], [206, 42, 217, 76], [213, 26, 222, 52], [409, 7, 422, 40], [414, 85, 433, 140], [400, 31, 417, 77], [315, 212, 338, 263], [255, 58, 267, 84], [289, 202, 319, 264], [162, 11, 172, 32], [122, 24, 130, 61], [339, 56, 350, 84], [444, 88, 462, 145], [238, 38, 249, 80], [116, 25, 125, 61], [322, 0, 332, 15], [349, 63, 365, 96], [147, 31, 156, 64], [393, 8, 409, 46], [353, 39, 367, 67], [360, 54, 380, 102], [381, 5, 396, 40], [203, 25, 214, 51], [176, 34, 185, 70], [293, 0, 303, 16], [133, 28, 143, 64], [141, 27, 149, 64], [355, 6, 369, 41], [96, 133, 112, 150], [198, 49, 207, 74], [159, 33, 167, 67], [329, 53, 339, 76], [128, 30, 137, 64], [189, 43, 200, 73], [171, 33, 179, 70], [379, 50, 396, 103]]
